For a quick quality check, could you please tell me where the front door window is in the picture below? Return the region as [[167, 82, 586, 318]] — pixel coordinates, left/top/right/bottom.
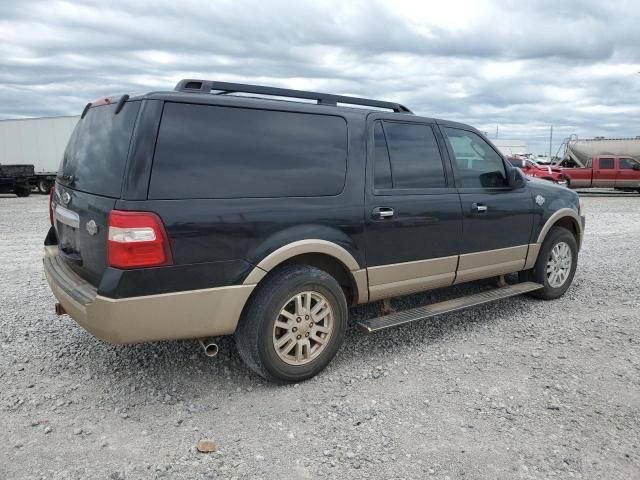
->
[[443, 128, 507, 189]]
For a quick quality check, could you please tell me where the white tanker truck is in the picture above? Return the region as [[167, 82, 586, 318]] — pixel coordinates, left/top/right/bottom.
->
[[559, 136, 640, 168]]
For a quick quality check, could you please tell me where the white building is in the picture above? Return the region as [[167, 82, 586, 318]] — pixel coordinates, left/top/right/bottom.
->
[[491, 139, 528, 156]]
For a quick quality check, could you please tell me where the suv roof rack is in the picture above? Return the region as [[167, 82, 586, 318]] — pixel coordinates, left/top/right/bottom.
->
[[174, 79, 413, 114]]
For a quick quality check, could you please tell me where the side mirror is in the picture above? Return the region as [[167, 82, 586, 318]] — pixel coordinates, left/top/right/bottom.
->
[[507, 167, 526, 189], [633, 164, 640, 171]]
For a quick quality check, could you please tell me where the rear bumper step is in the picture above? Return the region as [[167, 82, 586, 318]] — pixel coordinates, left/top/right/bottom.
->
[[358, 282, 543, 333]]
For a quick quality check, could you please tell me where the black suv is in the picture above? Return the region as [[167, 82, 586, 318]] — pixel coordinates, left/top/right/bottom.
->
[[44, 79, 585, 382]]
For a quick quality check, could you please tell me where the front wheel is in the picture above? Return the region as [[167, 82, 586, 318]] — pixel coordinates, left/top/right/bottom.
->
[[521, 226, 578, 300], [235, 264, 348, 383]]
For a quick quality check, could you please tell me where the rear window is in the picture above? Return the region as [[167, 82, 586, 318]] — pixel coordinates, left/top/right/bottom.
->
[[59, 101, 140, 198], [148, 103, 348, 199], [599, 158, 614, 169]]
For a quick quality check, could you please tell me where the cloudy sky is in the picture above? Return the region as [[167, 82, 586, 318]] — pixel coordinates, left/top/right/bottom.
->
[[1, 0, 638, 154]]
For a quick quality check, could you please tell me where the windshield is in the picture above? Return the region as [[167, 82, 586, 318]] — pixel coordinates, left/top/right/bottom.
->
[[58, 101, 140, 197]]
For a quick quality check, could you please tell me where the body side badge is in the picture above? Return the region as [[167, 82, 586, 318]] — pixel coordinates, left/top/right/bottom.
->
[[535, 194, 545, 206]]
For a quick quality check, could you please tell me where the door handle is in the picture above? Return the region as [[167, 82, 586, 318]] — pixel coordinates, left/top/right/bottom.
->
[[372, 207, 394, 219], [472, 203, 488, 213]]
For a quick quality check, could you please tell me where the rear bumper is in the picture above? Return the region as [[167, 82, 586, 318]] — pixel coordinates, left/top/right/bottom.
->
[[43, 246, 254, 344]]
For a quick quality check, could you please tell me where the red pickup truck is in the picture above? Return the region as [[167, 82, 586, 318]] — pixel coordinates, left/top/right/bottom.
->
[[558, 156, 640, 191]]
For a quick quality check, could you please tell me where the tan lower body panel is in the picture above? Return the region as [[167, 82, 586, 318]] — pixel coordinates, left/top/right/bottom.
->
[[367, 256, 457, 301], [524, 243, 541, 269], [44, 248, 254, 344], [615, 179, 640, 187], [568, 178, 591, 188], [369, 272, 455, 301], [351, 269, 369, 304], [454, 245, 527, 284], [88, 286, 254, 344], [592, 180, 616, 188]]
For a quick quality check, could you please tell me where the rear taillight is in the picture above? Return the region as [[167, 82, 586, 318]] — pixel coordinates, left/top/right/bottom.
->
[[107, 210, 173, 269], [49, 187, 54, 225]]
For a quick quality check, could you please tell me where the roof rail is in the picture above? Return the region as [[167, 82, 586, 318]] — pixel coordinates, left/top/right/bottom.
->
[[174, 79, 413, 114]]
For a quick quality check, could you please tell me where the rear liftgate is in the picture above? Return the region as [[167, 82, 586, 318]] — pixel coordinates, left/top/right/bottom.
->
[[358, 282, 543, 333]]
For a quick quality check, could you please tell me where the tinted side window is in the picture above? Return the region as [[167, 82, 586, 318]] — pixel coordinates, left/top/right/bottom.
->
[[382, 122, 446, 189], [620, 158, 638, 169], [444, 128, 507, 188], [373, 121, 393, 189], [599, 158, 614, 169], [149, 103, 347, 199]]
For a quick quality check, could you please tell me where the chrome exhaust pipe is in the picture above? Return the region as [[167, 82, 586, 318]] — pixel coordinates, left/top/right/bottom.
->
[[198, 338, 219, 357]]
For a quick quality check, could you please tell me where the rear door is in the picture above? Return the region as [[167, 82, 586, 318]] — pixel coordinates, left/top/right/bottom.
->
[[364, 117, 462, 300], [441, 126, 533, 284], [53, 100, 141, 286], [592, 157, 616, 187], [615, 157, 640, 189]]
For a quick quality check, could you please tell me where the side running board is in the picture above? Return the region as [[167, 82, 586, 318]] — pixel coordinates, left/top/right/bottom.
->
[[358, 282, 543, 333]]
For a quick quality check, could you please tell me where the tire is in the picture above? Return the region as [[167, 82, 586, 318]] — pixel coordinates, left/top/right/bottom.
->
[[522, 226, 578, 300], [15, 187, 31, 197], [235, 264, 348, 383], [37, 179, 50, 194]]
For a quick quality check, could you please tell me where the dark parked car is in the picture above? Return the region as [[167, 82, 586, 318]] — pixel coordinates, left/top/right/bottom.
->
[[0, 164, 34, 197], [44, 80, 585, 382]]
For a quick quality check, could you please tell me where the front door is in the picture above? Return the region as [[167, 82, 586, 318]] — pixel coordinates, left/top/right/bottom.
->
[[440, 126, 534, 284], [364, 117, 463, 301], [616, 157, 640, 189]]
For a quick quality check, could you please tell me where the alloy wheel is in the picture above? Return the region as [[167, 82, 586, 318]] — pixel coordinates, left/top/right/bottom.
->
[[272, 291, 334, 366], [546, 241, 572, 288]]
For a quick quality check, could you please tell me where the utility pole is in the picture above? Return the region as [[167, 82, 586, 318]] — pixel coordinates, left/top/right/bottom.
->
[[549, 125, 553, 160], [495, 124, 499, 139]]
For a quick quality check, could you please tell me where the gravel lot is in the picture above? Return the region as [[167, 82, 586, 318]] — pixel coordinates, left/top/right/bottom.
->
[[1, 193, 639, 480]]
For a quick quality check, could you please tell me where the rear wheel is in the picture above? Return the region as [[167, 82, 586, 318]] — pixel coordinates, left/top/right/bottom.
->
[[521, 226, 578, 300], [37, 179, 51, 194], [235, 264, 348, 383], [15, 187, 31, 197]]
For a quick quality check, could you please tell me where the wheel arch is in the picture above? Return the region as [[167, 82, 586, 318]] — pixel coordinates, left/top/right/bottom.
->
[[243, 239, 368, 305], [536, 208, 583, 250]]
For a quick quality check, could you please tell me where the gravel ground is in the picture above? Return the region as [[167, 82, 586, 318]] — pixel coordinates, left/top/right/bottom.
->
[[1, 193, 639, 480]]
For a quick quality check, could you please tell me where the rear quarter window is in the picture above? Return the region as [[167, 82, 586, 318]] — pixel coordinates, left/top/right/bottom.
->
[[149, 103, 348, 199]]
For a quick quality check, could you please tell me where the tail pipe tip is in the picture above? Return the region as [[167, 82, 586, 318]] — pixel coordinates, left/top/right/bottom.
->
[[198, 338, 219, 357]]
